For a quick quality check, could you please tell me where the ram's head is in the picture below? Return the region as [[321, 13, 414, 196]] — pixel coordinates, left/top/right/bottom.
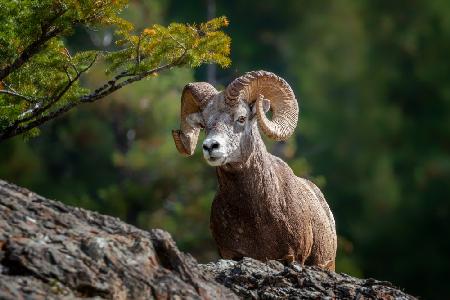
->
[[172, 70, 299, 166]]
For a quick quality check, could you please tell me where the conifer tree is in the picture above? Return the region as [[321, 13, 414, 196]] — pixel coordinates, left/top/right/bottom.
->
[[0, 0, 230, 141]]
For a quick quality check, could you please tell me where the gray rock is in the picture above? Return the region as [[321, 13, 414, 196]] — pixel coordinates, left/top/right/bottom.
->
[[0, 179, 235, 299], [201, 257, 416, 299], [0, 179, 416, 299]]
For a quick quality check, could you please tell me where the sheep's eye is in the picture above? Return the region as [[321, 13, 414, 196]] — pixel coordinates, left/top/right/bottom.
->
[[237, 116, 246, 124]]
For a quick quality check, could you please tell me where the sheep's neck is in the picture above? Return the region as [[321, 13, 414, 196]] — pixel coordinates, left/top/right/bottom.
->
[[216, 133, 279, 205]]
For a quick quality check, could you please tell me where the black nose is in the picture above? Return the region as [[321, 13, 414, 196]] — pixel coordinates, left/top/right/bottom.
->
[[203, 139, 220, 152]]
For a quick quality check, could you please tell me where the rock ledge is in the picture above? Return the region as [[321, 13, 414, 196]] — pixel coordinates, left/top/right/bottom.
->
[[0, 180, 415, 299]]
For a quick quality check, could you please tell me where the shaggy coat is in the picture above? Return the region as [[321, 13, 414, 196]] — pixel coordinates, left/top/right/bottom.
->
[[210, 123, 337, 270], [173, 71, 337, 270]]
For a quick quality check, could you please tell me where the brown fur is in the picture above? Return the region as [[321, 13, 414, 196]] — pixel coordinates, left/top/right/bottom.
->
[[209, 123, 337, 271], [174, 71, 337, 270]]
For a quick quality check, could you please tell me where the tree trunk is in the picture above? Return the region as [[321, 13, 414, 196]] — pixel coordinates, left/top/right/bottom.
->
[[0, 179, 415, 299]]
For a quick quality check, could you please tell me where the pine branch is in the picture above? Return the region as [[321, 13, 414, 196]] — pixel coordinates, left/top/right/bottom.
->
[[0, 9, 68, 81], [0, 53, 185, 142], [0, 11, 230, 142], [0, 90, 36, 102], [16, 54, 98, 125]]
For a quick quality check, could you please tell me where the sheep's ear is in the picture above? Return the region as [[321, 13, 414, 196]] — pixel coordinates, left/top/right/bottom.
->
[[186, 112, 205, 129], [250, 98, 270, 119]]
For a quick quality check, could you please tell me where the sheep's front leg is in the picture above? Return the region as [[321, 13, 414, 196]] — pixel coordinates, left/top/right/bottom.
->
[[317, 260, 335, 271]]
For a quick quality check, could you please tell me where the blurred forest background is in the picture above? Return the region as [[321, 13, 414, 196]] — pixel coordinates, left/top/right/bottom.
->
[[1, 0, 449, 299]]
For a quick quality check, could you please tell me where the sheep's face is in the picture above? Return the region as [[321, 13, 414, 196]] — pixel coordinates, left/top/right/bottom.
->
[[186, 93, 269, 167]]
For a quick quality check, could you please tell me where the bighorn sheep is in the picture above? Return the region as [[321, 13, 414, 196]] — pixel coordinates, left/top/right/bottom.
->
[[172, 70, 337, 270]]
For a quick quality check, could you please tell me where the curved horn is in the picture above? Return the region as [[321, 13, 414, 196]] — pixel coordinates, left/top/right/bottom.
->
[[172, 82, 217, 156], [225, 70, 298, 141]]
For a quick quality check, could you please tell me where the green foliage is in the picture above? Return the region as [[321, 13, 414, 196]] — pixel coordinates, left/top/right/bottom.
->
[[0, 0, 130, 68], [0, 0, 230, 140], [282, 1, 450, 298], [107, 16, 230, 74]]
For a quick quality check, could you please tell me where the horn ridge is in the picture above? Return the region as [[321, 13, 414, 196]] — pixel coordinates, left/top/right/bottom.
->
[[172, 82, 218, 155], [225, 70, 299, 140]]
